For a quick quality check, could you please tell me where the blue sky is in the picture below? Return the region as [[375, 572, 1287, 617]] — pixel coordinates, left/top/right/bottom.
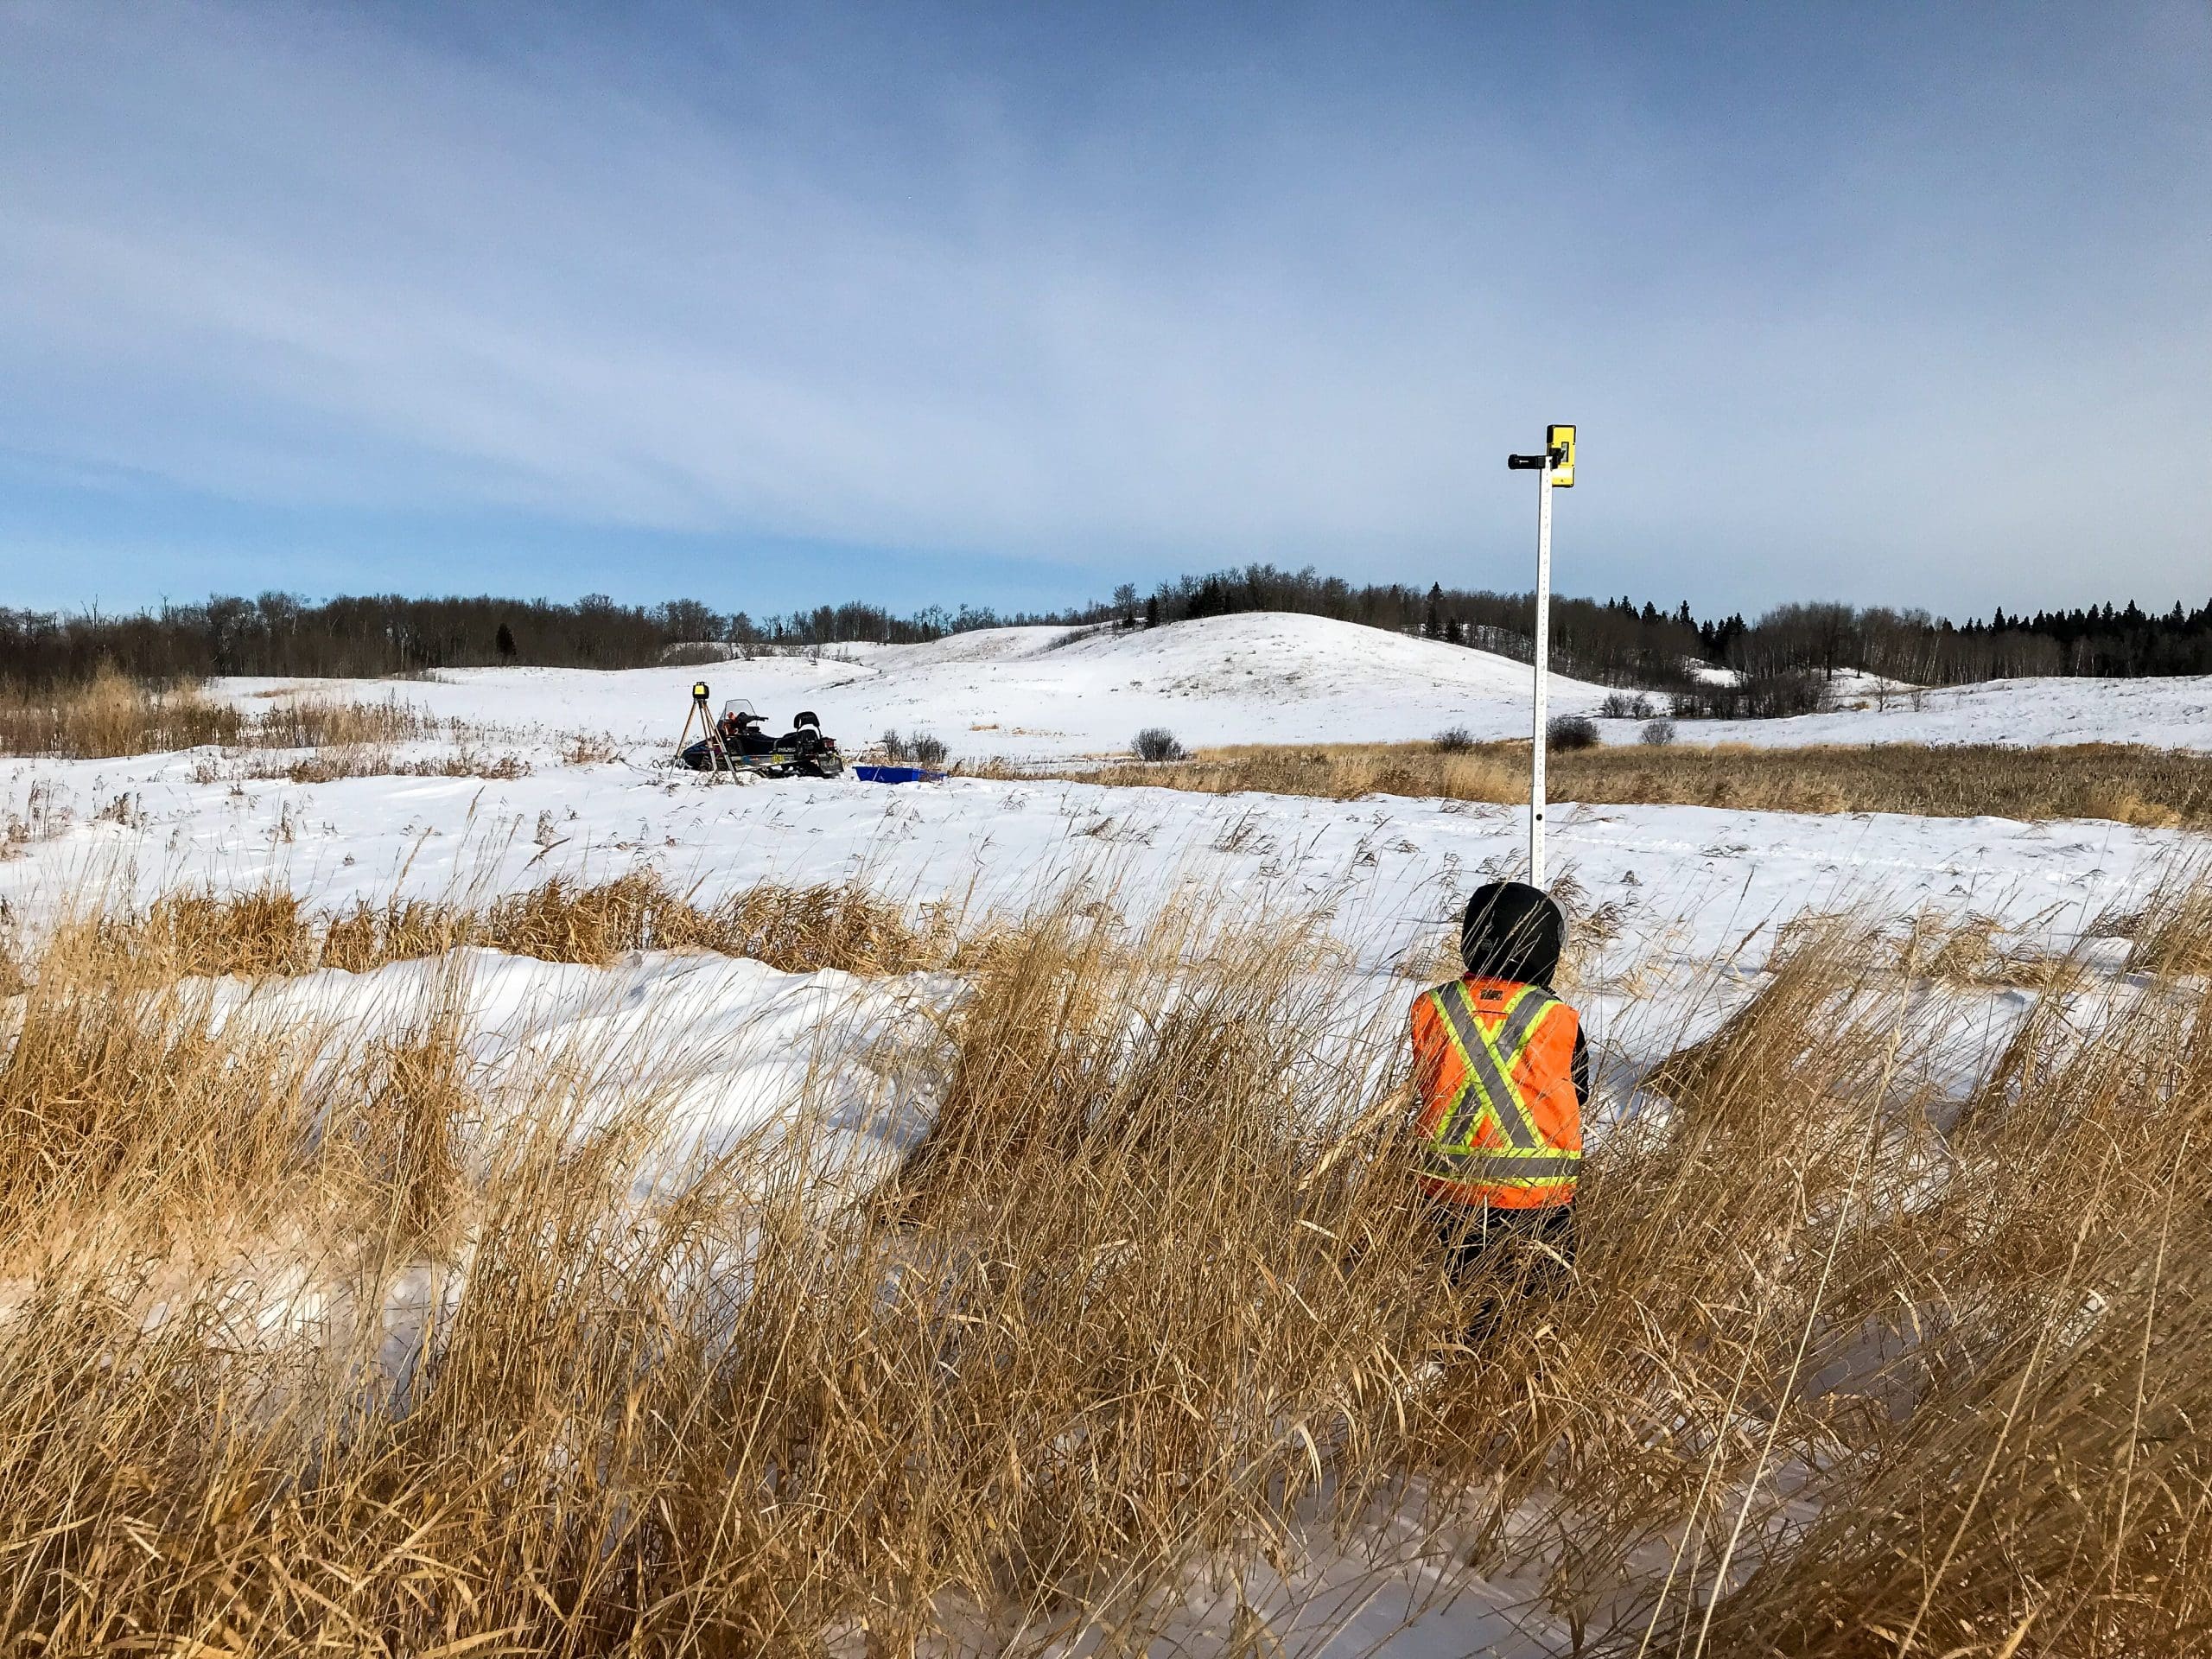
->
[[2, 1, 2207, 620]]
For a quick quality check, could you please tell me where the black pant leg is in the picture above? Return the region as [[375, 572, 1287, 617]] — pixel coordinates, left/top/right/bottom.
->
[[1432, 1203, 1576, 1348]]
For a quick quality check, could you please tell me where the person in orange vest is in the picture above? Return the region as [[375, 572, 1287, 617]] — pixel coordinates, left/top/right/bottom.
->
[[1408, 880, 1589, 1344]]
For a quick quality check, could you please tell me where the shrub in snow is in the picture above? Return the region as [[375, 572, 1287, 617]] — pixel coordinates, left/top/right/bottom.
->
[[1599, 691, 1656, 720], [1433, 726, 1475, 753], [1639, 718, 1678, 747], [661, 641, 733, 667], [1132, 728, 1187, 763], [1664, 670, 1830, 721], [880, 729, 947, 766], [1547, 714, 1600, 752]]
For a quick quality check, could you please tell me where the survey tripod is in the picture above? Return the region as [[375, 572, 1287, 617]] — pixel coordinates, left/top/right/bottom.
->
[[672, 681, 740, 783]]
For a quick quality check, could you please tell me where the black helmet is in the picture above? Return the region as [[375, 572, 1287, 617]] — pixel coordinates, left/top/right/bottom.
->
[[1459, 880, 1565, 986]]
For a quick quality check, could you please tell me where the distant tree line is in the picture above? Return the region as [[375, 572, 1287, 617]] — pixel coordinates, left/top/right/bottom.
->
[[1119, 566, 2212, 691], [0, 592, 965, 688], [1135, 566, 1706, 688], [5, 570, 2210, 696]]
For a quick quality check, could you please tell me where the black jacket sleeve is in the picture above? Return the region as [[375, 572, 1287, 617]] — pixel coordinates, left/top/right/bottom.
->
[[1571, 1024, 1592, 1108]]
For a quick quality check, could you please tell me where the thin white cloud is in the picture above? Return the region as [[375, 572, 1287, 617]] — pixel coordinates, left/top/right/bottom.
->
[[1, 1, 2207, 609]]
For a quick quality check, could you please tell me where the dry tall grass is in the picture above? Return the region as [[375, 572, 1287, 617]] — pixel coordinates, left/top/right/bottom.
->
[[41, 869, 960, 984], [0, 667, 245, 757], [1016, 740, 2212, 829], [1, 871, 2208, 1654], [248, 696, 434, 749], [0, 676, 545, 783]]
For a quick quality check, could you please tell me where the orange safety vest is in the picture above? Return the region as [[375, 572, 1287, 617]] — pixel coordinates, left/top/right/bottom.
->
[[1409, 976, 1581, 1209]]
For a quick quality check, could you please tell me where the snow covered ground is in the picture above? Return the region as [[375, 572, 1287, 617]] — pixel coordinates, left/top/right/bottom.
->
[[7, 619, 2210, 1656], [206, 613, 2212, 760], [193, 945, 955, 1198], [3, 741, 2192, 1089], [9, 610, 2204, 1313]]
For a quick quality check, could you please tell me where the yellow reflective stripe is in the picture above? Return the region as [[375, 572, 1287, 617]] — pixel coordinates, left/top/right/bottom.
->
[[1479, 984, 1565, 1153], [1427, 985, 1503, 1151]]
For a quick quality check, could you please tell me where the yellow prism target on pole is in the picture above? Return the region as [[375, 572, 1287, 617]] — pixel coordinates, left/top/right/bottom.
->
[[1547, 424, 1575, 488]]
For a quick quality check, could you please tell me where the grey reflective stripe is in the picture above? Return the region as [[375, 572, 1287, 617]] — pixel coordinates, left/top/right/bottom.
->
[[1425, 988, 1490, 1150], [1433, 984, 1539, 1150], [1433, 1080, 1478, 1153], [1431, 1152, 1582, 1183], [1480, 985, 1562, 1152], [1492, 987, 1558, 1067]]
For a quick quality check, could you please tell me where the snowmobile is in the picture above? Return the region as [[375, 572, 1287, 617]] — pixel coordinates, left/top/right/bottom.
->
[[680, 699, 844, 779]]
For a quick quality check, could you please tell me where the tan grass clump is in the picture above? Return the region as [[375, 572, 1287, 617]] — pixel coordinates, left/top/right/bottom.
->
[[562, 731, 626, 765], [56, 886, 322, 982], [467, 871, 952, 974], [320, 894, 474, 971], [713, 879, 959, 975], [67, 871, 962, 980], [0, 667, 245, 758], [2111, 878, 2212, 977], [0, 934, 321, 1244], [250, 696, 431, 749], [0, 675, 519, 772], [248, 741, 531, 783]]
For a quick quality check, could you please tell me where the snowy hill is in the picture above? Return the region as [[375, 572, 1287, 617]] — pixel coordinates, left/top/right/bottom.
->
[[219, 613, 1610, 762], [212, 611, 2212, 760]]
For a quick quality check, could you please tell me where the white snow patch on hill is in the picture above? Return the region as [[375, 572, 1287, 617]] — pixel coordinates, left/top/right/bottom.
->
[[214, 612, 2212, 760], [215, 613, 1612, 761], [1682, 671, 2212, 750]]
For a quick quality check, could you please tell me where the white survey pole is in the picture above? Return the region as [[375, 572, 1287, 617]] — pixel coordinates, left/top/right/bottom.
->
[[1530, 461, 1554, 885], [1506, 424, 1572, 889]]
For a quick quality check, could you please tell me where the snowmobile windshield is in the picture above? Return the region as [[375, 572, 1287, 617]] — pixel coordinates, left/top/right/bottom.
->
[[721, 699, 759, 720]]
